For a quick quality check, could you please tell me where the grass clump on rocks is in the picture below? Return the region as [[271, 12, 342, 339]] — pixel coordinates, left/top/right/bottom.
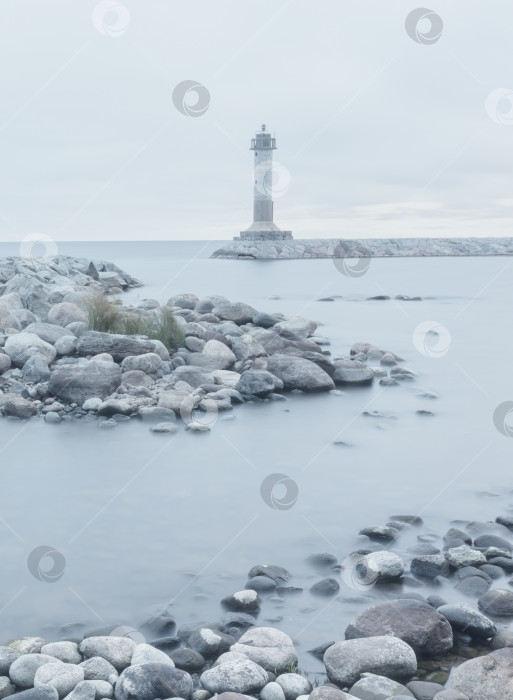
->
[[87, 294, 185, 351]]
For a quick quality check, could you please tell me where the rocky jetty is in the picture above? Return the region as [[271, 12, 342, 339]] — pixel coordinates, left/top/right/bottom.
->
[[0, 256, 406, 429], [211, 237, 513, 259], [5, 507, 513, 699]]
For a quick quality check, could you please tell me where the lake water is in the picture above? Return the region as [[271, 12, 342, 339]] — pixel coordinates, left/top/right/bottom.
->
[[2, 240, 513, 674]]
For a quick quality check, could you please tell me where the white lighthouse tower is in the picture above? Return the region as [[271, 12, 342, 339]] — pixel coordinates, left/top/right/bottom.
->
[[236, 125, 293, 241]]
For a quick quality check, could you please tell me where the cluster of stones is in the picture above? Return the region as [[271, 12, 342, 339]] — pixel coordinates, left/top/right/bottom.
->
[[211, 237, 513, 260], [4, 529, 513, 700], [0, 258, 410, 429], [306, 510, 513, 699]]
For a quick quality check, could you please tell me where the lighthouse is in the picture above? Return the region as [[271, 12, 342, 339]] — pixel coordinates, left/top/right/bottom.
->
[[236, 125, 293, 241]]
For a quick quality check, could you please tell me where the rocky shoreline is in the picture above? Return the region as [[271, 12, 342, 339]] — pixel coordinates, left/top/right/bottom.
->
[[211, 237, 513, 260], [0, 255, 407, 429], [4, 509, 513, 699]]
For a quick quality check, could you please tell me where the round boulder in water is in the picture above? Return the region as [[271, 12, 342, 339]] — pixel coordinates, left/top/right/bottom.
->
[[478, 588, 513, 616], [355, 551, 404, 583], [437, 603, 496, 639], [345, 599, 453, 657]]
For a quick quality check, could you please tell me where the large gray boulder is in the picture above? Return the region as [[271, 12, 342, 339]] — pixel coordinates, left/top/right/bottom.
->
[[4, 333, 56, 367], [202, 340, 236, 369], [24, 323, 74, 345], [114, 663, 193, 700], [47, 303, 88, 327], [230, 335, 267, 362], [34, 663, 84, 698], [332, 360, 374, 385], [120, 353, 162, 375], [48, 360, 122, 404], [79, 637, 134, 673], [323, 636, 417, 688], [200, 657, 267, 694], [236, 370, 283, 397], [273, 317, 316, 340], [9, 654, 62, 688], [2, 396, 37, 418], [449, 647, 513, 699], [230, 628, 297, 673], [76, 332, 157, 362], [437, 603, 496, 639], [478, 588, 513, 616], [266, 354, 334, 392], [212, 302, 257, 325], [22, 355, 51, 383], [195, 295, 229, 314], [345, 599, 453, 657]]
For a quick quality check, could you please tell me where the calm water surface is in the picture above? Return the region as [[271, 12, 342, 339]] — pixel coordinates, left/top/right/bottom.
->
[[2, 241, 513, 672]]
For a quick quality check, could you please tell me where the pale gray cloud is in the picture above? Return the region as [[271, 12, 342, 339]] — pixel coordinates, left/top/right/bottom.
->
[[0, 0, 512, 242]]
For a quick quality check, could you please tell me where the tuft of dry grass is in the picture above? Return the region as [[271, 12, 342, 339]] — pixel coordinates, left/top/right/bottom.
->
[[87, 294, 185, 350]]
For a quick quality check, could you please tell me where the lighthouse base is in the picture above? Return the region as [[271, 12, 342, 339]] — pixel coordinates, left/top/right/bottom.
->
[[235, 222, 293, 242]]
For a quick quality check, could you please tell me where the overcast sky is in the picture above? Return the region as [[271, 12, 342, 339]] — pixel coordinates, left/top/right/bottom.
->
[[1, 0, 513, 242]]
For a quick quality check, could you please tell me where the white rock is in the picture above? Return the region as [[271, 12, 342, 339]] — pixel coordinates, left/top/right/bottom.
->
[[200, 657, 268, 694], [9, 653, 61, 688], [78, 637, 135, 672], [130, 643, 175, 667], [34, 662, 85, 698], [41, 642, 82, 665], [202, 339, 236, 369], [4, 332, 56, 368], [83, 398, 102, 411], [231, 627, 298, 673]]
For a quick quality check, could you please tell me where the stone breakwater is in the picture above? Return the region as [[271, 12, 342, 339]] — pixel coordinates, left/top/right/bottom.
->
[[0, 255, 413, 428], [4, 510, 513, 699], [211, 237, 513, 259]]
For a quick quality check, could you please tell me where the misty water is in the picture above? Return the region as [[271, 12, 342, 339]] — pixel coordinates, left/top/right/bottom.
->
[[2, 241, 513, 674]]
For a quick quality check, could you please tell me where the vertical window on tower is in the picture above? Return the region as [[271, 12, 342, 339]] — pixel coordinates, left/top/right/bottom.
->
[[255, 152, 257, 156]]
